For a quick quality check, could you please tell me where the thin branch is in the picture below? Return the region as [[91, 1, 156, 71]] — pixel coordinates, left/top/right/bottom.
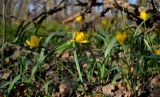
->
[[15, 1, 66, 37], [76, 0, 85, 4], [66, 2, 103, 7], [151, 0, 156, 11]]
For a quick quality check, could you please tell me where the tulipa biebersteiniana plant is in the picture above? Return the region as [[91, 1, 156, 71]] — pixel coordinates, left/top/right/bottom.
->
[[26, 35, 42, 48]]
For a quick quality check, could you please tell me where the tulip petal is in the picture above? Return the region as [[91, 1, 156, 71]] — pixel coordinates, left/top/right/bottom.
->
[[26, 40, 32, 47], [71, 31, 89, 44], [154, 49, 160, 56], [31, 36, 39, 47], [116, 31, 127, 45]]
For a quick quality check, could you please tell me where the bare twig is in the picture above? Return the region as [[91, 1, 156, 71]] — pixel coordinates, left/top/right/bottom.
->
[[151, 0, 156, 11], [62, 1, 103, 24], [15, 0, 104, 37], [15, 1, 66, 37], [15, 0, 50, 37]]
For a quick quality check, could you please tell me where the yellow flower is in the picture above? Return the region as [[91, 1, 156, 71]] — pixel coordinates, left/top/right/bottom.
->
[[139, 10, 148, 21], [71, 31, 89, 43], [76, 16, 83, 23], [116, 31, 127, 45], [154, 49, 160, 56], [101, 18, 107, 26], [26, 35, 41, 48]]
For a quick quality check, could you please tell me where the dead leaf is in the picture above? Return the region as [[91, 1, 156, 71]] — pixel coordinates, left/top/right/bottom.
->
[[115, 81, 124, 90], [91, 76, 97, 83], [2, 70, 12, 79], [102, 84, 115, 96], [82, 63, 88, 69], [11, 49, 20, 61], [93, 86, 102, 93], [150, 75, 160, 88], [59, 82, 72, 97], [150, 85, 160, 97], [114, 91, 123, 97], [51, 92, 59, 97], [123, 91, 131, 97], [61, 52, 70, 60]]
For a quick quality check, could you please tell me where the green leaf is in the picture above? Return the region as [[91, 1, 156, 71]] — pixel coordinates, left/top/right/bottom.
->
[[43, 81, 51, 95], [44, 33, 55, 47], [73, 42, 83, 82], [144, 39, 152, 52], [54, 41, 72, 54], [20, 56, 28, 76], [104, 38, 116, 58], [100, 64, 105, 79], [31, 48, 45, 80], [145, 54, 160, 59], [112, 73, 121, 85], [0, 81, 10, 89], [7, 75, 21, 94]]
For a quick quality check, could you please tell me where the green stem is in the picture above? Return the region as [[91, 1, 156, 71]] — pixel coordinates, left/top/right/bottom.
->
[[73, 42, 83, 82]]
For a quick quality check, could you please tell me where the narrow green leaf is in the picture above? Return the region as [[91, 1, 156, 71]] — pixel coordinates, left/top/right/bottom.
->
[[43, 81, 51, 95], [7, 75, 21, 94], [31, 48, 45, 80], [73, 42, 83, 82], [104, 38, 116, 58], [144, 39, 152, 52], [0, 81, 10, 89], [20, 56, 28, 76], [44, 33, 55, 46], [100, 64, 105, 79], [112, 73, 121, 85], [54, 41, 71, 54], [145, 54, 160, 59]]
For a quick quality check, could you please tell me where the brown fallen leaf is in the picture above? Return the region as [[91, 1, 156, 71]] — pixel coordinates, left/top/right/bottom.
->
[[150, 75, 160, 88], [59, 82, 73, 97], [114, 91, 123, 97], [91, 76, 97, 83], [102, 84, 115, 96], [2, 70, 12, 79], [61, 52, 70, 60], [123, 91, 131, 97], [93, 94, 103, 97], [51, 92, 59, 97], [11, 49, 20, 61], [82, 63, 88, 69], [150, 85, 160, 97], [115, 81, 124, 91]]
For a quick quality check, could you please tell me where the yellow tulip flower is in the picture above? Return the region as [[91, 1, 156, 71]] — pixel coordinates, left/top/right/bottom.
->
[[76, 16, 83, 23], [71, 31, 89, 43], [139, 10, 148, 21], [116, 31, 127, 45], [26, 35, 41, 48], [154, 49, 160, 56]]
